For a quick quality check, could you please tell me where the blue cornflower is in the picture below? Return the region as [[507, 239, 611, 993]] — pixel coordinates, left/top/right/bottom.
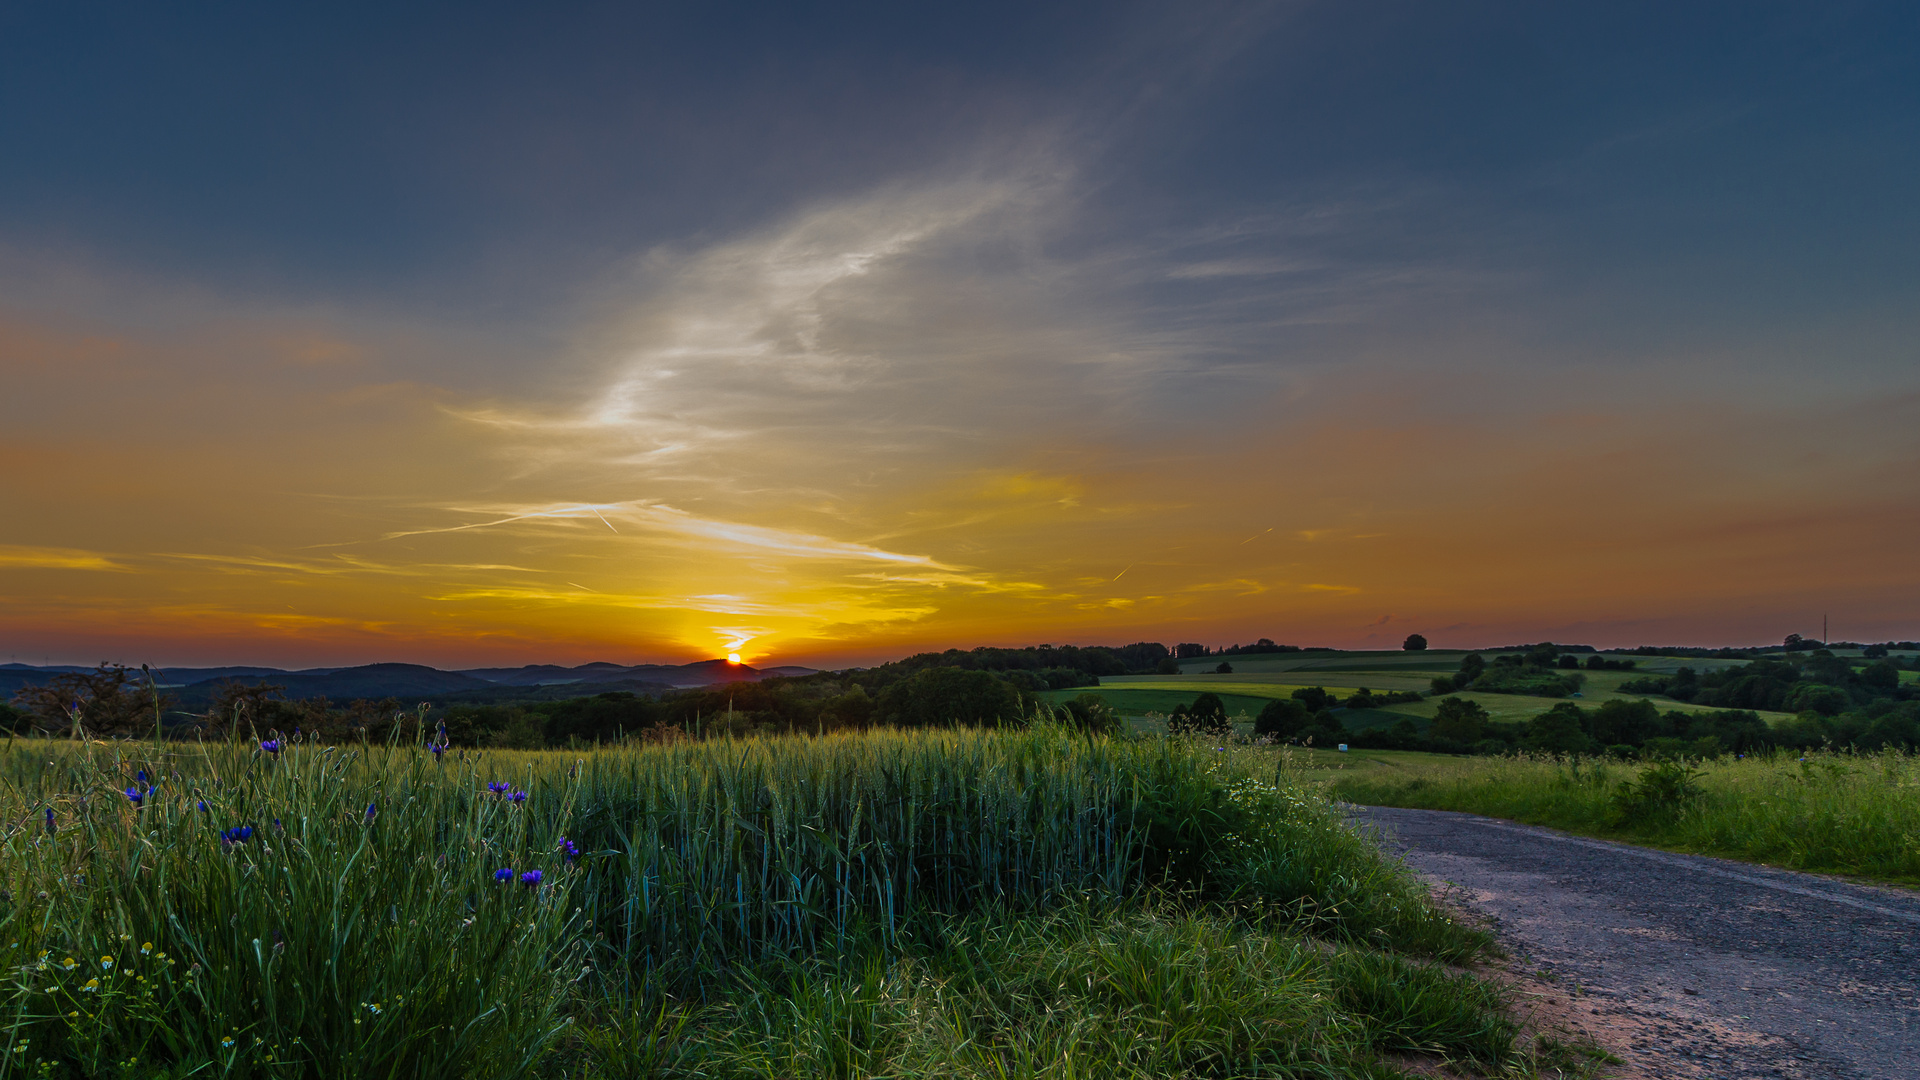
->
[[43, 807, 55, 833], [486, 781, 510, 795], [196, 800, 208, 812], [520, 870, 543, 888], [125, 787, 143, 806], [507, 791, 527, 804], [494, 867, 513, 883], [222, 826, 254, 844], [364, 802, 377, 821], [260, 739, 281, 756], [136, 770, 149, 784], [558, 837, 579, 863]]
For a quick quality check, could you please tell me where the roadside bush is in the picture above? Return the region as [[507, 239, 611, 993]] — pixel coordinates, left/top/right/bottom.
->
[[1608, 759, 1704, 826]]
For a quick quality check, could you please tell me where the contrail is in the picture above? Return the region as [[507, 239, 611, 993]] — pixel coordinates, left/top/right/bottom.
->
[[591, 508, 618, 533], [1112, 563, 1134, 582]]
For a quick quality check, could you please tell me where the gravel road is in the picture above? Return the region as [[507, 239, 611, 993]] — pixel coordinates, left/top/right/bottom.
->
[[1355, 807, 1920, 1080]]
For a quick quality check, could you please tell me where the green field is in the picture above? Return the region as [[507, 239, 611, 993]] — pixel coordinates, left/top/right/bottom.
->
[[1170, 651, 1463, 677], [0, 729, 1552, 1078], [1096, 662, 1801, 733]]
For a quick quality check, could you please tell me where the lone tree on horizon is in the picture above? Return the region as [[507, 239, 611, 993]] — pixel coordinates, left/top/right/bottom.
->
[[1403, 633, 1428, 651]]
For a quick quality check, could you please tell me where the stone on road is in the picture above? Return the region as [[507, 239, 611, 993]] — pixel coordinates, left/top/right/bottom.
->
[[1356, 806, 1920, 1080]]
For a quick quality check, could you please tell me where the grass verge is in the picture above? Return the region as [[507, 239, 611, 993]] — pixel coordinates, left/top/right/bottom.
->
[[1328, 748, 1920, 886]]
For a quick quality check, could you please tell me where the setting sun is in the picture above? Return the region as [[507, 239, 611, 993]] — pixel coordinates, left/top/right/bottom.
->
[[727, 653, 742, 664]]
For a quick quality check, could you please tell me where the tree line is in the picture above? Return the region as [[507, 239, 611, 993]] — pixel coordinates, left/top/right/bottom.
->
[[2, 646, 1156, 746]]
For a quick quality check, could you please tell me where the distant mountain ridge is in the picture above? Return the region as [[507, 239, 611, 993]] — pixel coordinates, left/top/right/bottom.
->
[[0, 659, 820, 706]]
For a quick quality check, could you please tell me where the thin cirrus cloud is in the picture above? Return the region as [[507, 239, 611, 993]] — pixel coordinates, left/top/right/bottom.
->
[[379, 499, 967, 572], [0, 545, 128, 572]]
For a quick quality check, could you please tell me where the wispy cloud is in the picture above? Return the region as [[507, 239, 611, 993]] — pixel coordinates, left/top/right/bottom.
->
[[0, 545, 127, 571], [378, 500, 961, 569]]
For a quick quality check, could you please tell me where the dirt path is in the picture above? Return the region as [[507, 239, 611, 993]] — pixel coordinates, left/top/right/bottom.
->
[[1355, 807, 1920, 1080]]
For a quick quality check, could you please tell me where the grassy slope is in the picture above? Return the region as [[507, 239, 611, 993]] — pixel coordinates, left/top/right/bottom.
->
[[1324, 748, 1920, 888]]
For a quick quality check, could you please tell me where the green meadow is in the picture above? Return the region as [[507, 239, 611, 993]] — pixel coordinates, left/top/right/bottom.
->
[[1054, 656, 1799, 735], [0, 726, 1584, 1080]]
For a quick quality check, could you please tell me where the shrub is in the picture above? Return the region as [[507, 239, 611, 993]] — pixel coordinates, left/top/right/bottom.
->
[[1520, 703, 1591, 754], [1055, 692, 1122, 736], [1290, 687, 1338, 712], [1588, 698, 1661, 745], [1168, 693, 1231, 738], [1609, 759, 1704, 826], [1253, 699, 1312, 740], [1784, 682, 1849, 716], [1467, 669, 1583, 697]]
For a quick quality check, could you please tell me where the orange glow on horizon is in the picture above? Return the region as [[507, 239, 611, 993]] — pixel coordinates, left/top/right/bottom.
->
[[3, 190, 1917, 671]]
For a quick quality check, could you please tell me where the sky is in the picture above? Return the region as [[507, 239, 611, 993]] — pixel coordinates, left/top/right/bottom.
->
[[2, 1, 1918, 668]]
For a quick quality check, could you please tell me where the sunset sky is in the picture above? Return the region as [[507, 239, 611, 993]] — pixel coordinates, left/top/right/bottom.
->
[[3, 2, 1918, 668]]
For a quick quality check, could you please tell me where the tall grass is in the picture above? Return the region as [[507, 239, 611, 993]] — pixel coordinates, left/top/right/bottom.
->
[[587, 904, 1514, 1080], [0, 727, 1497, 1078], [1331, 749, 1920, 885]]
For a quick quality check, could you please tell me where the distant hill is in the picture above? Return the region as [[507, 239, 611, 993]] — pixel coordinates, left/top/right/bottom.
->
[[451, 659, 803, 688], [1, 658, 820, 708]]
